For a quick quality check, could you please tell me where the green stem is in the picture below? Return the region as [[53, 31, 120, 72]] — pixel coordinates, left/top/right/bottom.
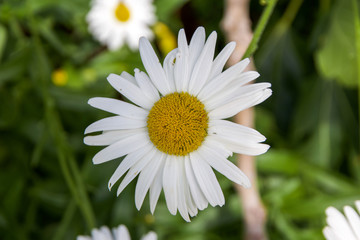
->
[[31, 123, 47, 166], [242, 0, 278, 59], [27, 10, 96, 230], [45, 98, 96, 230], [68, 154, 96, 228], [352, 0, 360, 151]]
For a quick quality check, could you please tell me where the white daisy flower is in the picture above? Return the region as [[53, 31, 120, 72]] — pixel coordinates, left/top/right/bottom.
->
[[86, 0, 156, 51], [77, 224, 157, 240], [323, 201, 360, 240], [84, 27, 272, 221]]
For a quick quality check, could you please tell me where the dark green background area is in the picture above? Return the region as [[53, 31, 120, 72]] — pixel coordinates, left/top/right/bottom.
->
[[0, 0, 359, 239]]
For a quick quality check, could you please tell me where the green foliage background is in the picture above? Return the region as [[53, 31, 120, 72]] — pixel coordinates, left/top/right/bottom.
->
[[0, 0, 359, 239]]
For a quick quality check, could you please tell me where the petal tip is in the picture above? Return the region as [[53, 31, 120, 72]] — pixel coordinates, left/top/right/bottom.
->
[[135, 202, 142, 211], [87, 98, 94, 105], [193, 26, 205, 35], [92, 156, 100, 165], [107, 73, 118, 83], [83, 136, 90, 144], [264, 144, 271, 152], [243, 179, 251, 189], [84, 126, 90, 135], [229, 41, 236, 46], [139, 37, 150, 47]]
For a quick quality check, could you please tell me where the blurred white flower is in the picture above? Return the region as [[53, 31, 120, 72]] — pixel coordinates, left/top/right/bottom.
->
[[77, 224, 157, 240], [323, 201, 360, 240], [84, 27, 271, 221], [86, 0, 156, 51]]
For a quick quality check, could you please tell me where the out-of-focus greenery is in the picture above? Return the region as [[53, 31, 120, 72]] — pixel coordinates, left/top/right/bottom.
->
[[0, 0, 359, 239]]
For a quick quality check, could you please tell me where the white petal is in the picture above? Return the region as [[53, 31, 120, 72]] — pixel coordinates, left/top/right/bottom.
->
[[107, 73, 153, 109], [188, 31, 217, 95], [88, 97, 148, 120], [149, 153, 165, 214], [234, 71, 262, 87], [176, 157, 190, 222], [134, 69, 160, 103], [120, 71, 137, 86], [326, 207, 357, 240], [84, 128, 146, 146], [208, 88, 272, 119], [204, 72, 262, 110], [208, 41, 236, 80], [76, 237, 91, 240], [113, 225, 131, 240], [162, 156, 178, 215], [184, 156, 208, 210], [92, 226, 112, 239], [174, 29, 190, 92], [344, 206, 360, 239], [209, 133, 269, 156], [139, 37, 171, 95], [135, 151, 165, 210], [108, 144, 153, 190], [117, 147, 157, 196], [323, 227, 340, 240], [355, 201, 360, 213], [84, 116, 146, 134], [163, 48, 177, 92], [253, 88, 273, 106], [93, 132, 149, 164], [188, 27, 206, 69], [208, 119, 266, 143], [199, 141, 251, 188], [205, 136, 233, 158], [141, 232, 157, 240], [198, 58, 250, 101], [222, 81, 270, 106], [189, 152, 224, 207], [184, 178, 198, 218]]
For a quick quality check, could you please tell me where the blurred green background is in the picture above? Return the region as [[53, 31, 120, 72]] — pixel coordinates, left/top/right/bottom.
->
[[0, 0, 359, 239]]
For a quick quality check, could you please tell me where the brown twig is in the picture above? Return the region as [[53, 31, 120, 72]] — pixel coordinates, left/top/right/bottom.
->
[[221, 0, 267, 239]]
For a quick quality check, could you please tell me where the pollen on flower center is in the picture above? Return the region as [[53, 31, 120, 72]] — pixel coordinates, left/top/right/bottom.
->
[[114, 2, 130, 22], [147, 92, 208, 156]]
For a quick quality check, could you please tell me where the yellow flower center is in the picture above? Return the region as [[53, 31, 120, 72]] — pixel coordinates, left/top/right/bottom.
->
[[114, 2, 130, 22], [147, 92, 208, 156]]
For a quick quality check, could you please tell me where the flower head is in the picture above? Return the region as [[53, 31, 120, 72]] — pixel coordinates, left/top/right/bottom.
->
[[77, 224, 157, 240], [52, 68, 68, 86], [86, 0, 156, 51], [323, 201, 360, 240], [84, 27, 272, 221]]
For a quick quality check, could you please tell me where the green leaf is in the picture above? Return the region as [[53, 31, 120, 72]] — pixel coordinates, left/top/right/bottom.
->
[[315, 0, 358, 87], [282, 194, 360, 219], [155, 0, 187, 23], [0, 46, 31, 86], [0, 24, 7, 63], [257, 149, 300, 175]]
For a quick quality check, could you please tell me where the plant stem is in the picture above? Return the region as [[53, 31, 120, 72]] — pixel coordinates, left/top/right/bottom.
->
[[242, 0, 278, 59], [44, 97, 96, 230], [355, 4, 360, 151], [28, 11, 96, 230], [353, 0, 360, 151]]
